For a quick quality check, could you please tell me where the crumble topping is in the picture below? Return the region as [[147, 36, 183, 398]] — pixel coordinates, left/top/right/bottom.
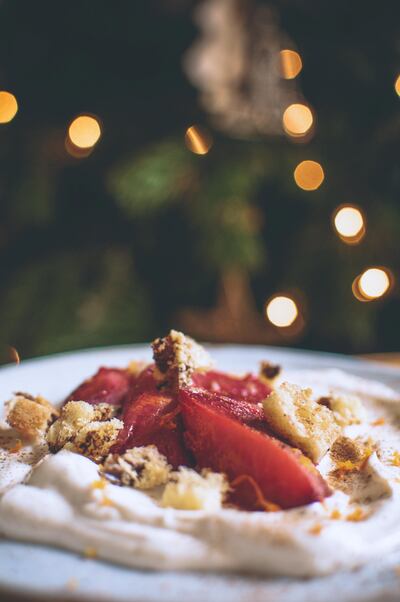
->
[[263, 383, 340, 463], [46, 401, 122, 462], [259, 361, 281, 383], [161, 467, 229, 511], [317, 393, 365, 427], [5, 393, 58, 439], [102, 446, 171, 489], [152, 329, 211, 390]]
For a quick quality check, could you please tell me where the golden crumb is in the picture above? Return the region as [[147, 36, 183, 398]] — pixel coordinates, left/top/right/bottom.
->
[[161, 467, 229, 511], [330, 509, 342, 520], [6, 394, 58, 439], [371, 417, 386, 427], [83, 547, 97, 559], [346, 507, 367, 522], [152, 330, 211, 390], [263, 383, 340, 463], [318, 393, 365, 427], [308, 523, 323, 536]]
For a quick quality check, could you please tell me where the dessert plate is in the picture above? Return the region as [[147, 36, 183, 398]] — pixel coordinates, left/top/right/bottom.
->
[[0, 344, 400, 602]]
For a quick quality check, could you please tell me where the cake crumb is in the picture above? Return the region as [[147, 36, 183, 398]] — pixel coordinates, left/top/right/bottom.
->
[[102, 446, 171, 489], [152, 330, 211, 390], [5, 393, 58, 439]]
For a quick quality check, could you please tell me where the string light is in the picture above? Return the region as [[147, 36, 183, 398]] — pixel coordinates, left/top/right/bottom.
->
[[266, 295, 299, 327], [394, 75, 400, 97], [68, 115, 102, 149], [283, 104, 313, 137], [294, 160, 324, 191], [333, 205, 365, 244], [352, 267, 392, 302], [280, 50, 302, 79], [185, 125, 213, 155], [0, 91, 18, 124]]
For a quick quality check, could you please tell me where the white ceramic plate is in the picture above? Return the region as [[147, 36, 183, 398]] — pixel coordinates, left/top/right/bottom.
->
[[1, 344, 400, 602]]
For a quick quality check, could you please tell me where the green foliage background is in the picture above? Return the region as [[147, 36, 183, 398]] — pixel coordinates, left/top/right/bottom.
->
[[0, 0, 399, 362]]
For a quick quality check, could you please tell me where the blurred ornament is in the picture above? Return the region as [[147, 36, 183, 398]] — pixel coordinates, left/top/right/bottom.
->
[[394, 75, 400, 96], [280, 49, 302, 79], [184, 0, 302, 137], [265, 295, 298, 327], [283, 103, 313, 137], [67, 115, 102, 149], [353, 267, 392, 302], [0, 91, 18, 124], [294, 160, 324, 191], [185, 124, 213, 154], [333, 205, 365, 244]]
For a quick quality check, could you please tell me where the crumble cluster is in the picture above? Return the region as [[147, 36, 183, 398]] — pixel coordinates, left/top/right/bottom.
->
[[152, 329, 211, 390], [5, 393, 59, 439], [46, 401, 122, 462], [102, 445, 171, 490], [161, 467, 229, 511]]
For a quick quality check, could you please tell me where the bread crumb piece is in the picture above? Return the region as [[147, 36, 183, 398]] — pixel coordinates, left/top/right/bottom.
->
[[6, 394, 58, 439], [102, 446, 171, 489], [308, 523, 323, 535], [263, 383, 340, 463], [47, 401, 122, 462], [152, 330, 211, 390], [161, 468, 228, 511], [318, 393, 365, 427]]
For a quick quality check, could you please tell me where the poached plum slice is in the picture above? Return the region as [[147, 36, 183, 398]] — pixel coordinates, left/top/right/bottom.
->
[[192, 370, 271, 403], [113, 388, 191, 468], [180, 387, 330, 510], [65, 367, 131, 407]]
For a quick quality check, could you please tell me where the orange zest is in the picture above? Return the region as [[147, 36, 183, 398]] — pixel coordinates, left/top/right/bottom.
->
[[83, 547, 97, 559], [346, 507, 366, 522], [9, 439, 23, 453], [308, 523, 323, 535], [330, 509, 342, 520], [389, 451, 400, 467], [230, 474, 281, 512], [371, 417, 385, 427], [158, 406, 181, 430], [90, 478, 107, 490]]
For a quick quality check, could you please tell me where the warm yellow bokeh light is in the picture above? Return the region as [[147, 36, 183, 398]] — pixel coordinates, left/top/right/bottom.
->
[[394, 75, 400, 96], [266, 295, 299, 327], [283, 104, 313, 137], [0, 91, 18, 124], [185, 125, 213, 155], [280, 49, 302, 79], [333, 205, 365, 243], [68, 115, 102, 149], [294, 160, 324, 191], [359, 268, 390, 300]]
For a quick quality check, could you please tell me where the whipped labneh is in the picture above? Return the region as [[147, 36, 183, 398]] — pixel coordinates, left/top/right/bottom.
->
[[1, 368, 400, 577]]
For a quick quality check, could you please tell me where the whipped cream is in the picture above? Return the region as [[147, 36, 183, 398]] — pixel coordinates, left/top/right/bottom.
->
[[1, 369, 400, 577]]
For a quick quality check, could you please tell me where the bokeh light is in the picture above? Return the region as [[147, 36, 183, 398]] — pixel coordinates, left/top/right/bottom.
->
[[266, 295, 299, 327], [282, 104, 313, 137], [68, 115, 102, 149], [280, 49, 303, 79], [394, 75, 400, 96], [333, 205, 365, 244], [185, 125, 213, 155], [294, 160, 324, 191], [359, 268, 390, 299], [0, 91, 18, 124]]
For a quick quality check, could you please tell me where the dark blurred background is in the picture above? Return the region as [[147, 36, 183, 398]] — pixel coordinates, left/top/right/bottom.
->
[[0, 0, 399, 363]]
